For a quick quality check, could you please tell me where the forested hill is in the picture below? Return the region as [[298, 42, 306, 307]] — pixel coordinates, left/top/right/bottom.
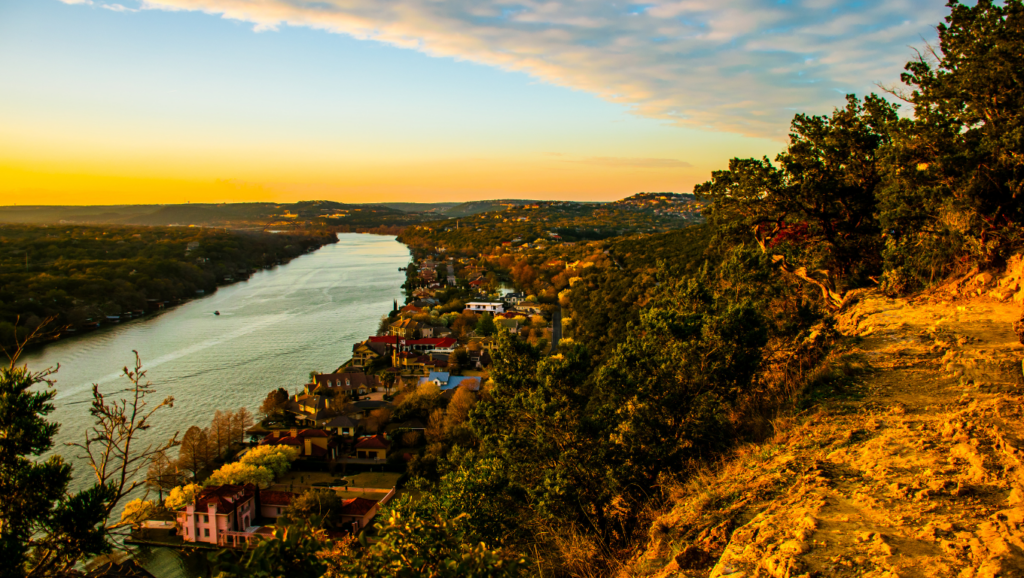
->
[[0, 224, 334, 349]]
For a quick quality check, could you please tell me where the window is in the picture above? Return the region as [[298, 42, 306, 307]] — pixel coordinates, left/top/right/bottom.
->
[[204, 528, 210, 538]]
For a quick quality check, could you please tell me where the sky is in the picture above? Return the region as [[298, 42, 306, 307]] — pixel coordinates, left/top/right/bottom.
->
[[0, 0, 947, 205]]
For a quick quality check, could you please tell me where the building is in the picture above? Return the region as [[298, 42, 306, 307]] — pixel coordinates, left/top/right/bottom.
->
[[354, 433, 390, 460], [351, 340, 388, 369], [465, 302, 505, 314], [339, 489, 396, 531], [176, 484, 258, 545], [389, 318, 422, 339], [309, 372, 380, 396], [403, 337, 458, 354], [260, 428, 338, 459], [259, 491, 296, 519], [324, 415, 357, 437]]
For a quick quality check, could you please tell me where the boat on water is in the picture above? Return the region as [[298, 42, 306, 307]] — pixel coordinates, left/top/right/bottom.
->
[[214, 311, 220, 316]]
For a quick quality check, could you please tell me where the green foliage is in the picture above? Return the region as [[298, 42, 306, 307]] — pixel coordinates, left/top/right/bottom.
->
[[474, 313, 496, 337], [164, 483, 203, 511], [337, 509, 524, 578], [0, 363, 114, 576], [877, 0, 1024, 281], [210, 524, 330, 578], [205, 462, 275, 488], [280, 489, 344, 530], [698, 94, 898, 290], [404, 453, 527, 548], [119, 499, 172, 528], [0, 225, 334, 349], [593, 271, 768, 492], [238, 445, 300, 478]]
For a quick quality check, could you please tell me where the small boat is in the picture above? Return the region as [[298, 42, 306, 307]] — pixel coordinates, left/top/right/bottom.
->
[[214, 311, 220, 316]]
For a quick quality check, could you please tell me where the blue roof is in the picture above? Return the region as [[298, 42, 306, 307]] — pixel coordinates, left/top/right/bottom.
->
[[439, 375, 472, 391], [427, 371, 450, 383]]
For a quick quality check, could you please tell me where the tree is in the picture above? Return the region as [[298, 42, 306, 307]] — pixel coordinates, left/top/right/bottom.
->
[[146, 449, 181, 500], [119, 499, 171, 529], [0, 359, 113, 577], [378, 314, 392, 336], [205, 462, 274, 488], [67, 352, 180, 534], [878, 0, 1024, 283], [209, 524, 331, 578], [280, 489, 342, 529], [475, 312, 497, 337], [210, 410, 232, 459], [178, 426, 212, 480], [594, 273, 768, 495], [240, 445, 299, 477], [259, 388, 289, 418], [697, 95, 899, 305], [164, 483, 202, 511], [330, 506, 524, 577], [231, 407, 254, 444]]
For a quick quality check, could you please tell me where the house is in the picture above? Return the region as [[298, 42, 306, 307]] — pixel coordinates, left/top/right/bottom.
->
[[496, 318, 521, 333], [259, 491, 296, 519], [441, 378, 481, 401], [339, 488, 396, 531], [351, 341, 387, 369], [404, 337, 458, 354], [468, 350, 493, 369], [176, 484, 258, 545], [503, 292, 526, 305], [324, 415, 357, 436], [400, 304, 425, 316], [354, 433, 390, 460], [260, 428, 337, 459], [389, 319, 421, 339], [284, 394, 332, 426], [310, 372, 380, 396], [468, 279, 487, 289], [392, 350, 429, 374], [419, 325, 453, 339], [418, 372, 481, 393], [465, 302, 505, 314]]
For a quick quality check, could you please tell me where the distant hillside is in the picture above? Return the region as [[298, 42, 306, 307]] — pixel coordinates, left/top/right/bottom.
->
[[365, 202, 462, 213], [442, 199, 542, 218], [0, 205, 160, 224]]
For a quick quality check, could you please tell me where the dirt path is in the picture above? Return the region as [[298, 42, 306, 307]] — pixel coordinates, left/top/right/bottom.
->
[[632, 290, 1024, 578]]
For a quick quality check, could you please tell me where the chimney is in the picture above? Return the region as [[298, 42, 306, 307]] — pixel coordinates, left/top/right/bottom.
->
[[290, 427, 298, 437]]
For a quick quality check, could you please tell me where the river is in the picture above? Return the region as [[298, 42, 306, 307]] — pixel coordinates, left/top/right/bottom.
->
[[19, 232, 408, 508]]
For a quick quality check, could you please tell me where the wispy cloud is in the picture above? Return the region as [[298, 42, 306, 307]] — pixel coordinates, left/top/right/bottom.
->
[[58, 0, 94, 5], [102, 3, 139, 12], [128, 0, 945, 138]]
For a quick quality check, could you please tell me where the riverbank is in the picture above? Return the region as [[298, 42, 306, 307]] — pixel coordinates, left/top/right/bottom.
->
[[1, 224, 337, 354]]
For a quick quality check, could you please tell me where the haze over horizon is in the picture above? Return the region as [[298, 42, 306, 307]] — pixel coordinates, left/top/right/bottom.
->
[[0, 0, 945, 205]]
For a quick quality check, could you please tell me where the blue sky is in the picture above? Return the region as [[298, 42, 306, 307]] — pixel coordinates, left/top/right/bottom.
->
[[0, 0, 946, 203]]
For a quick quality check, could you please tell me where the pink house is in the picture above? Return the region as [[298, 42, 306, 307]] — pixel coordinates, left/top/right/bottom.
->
[[176, 484, 259, 546]]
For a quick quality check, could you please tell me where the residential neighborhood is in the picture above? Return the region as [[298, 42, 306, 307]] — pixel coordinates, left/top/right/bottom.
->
[[128, 248, 560, 551]]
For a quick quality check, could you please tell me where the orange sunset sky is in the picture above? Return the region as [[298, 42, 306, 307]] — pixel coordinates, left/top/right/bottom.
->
[[0, 0, 945, 205]]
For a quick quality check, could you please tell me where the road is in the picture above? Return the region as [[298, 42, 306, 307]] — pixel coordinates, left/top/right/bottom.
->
[[551, 306, 562, 353]]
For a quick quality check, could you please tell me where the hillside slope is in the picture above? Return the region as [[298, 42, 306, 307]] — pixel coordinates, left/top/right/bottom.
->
[[626, 284, 1024, 578]]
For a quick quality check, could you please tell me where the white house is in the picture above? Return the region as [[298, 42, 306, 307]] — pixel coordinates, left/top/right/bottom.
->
[[465, 302, 505, 314]]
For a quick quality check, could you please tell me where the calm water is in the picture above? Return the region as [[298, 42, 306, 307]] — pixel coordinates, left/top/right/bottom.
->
[[21, 233, 409, 491]]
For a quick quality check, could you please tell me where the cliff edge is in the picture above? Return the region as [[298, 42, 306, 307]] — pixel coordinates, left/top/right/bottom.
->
[[625, 279, 1024, 577]]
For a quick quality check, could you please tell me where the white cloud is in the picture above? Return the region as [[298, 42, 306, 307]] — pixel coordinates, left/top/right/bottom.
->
[[58, 0, 94, 5], [103, 3, 139, 12], [136, 0, 945, 139]]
